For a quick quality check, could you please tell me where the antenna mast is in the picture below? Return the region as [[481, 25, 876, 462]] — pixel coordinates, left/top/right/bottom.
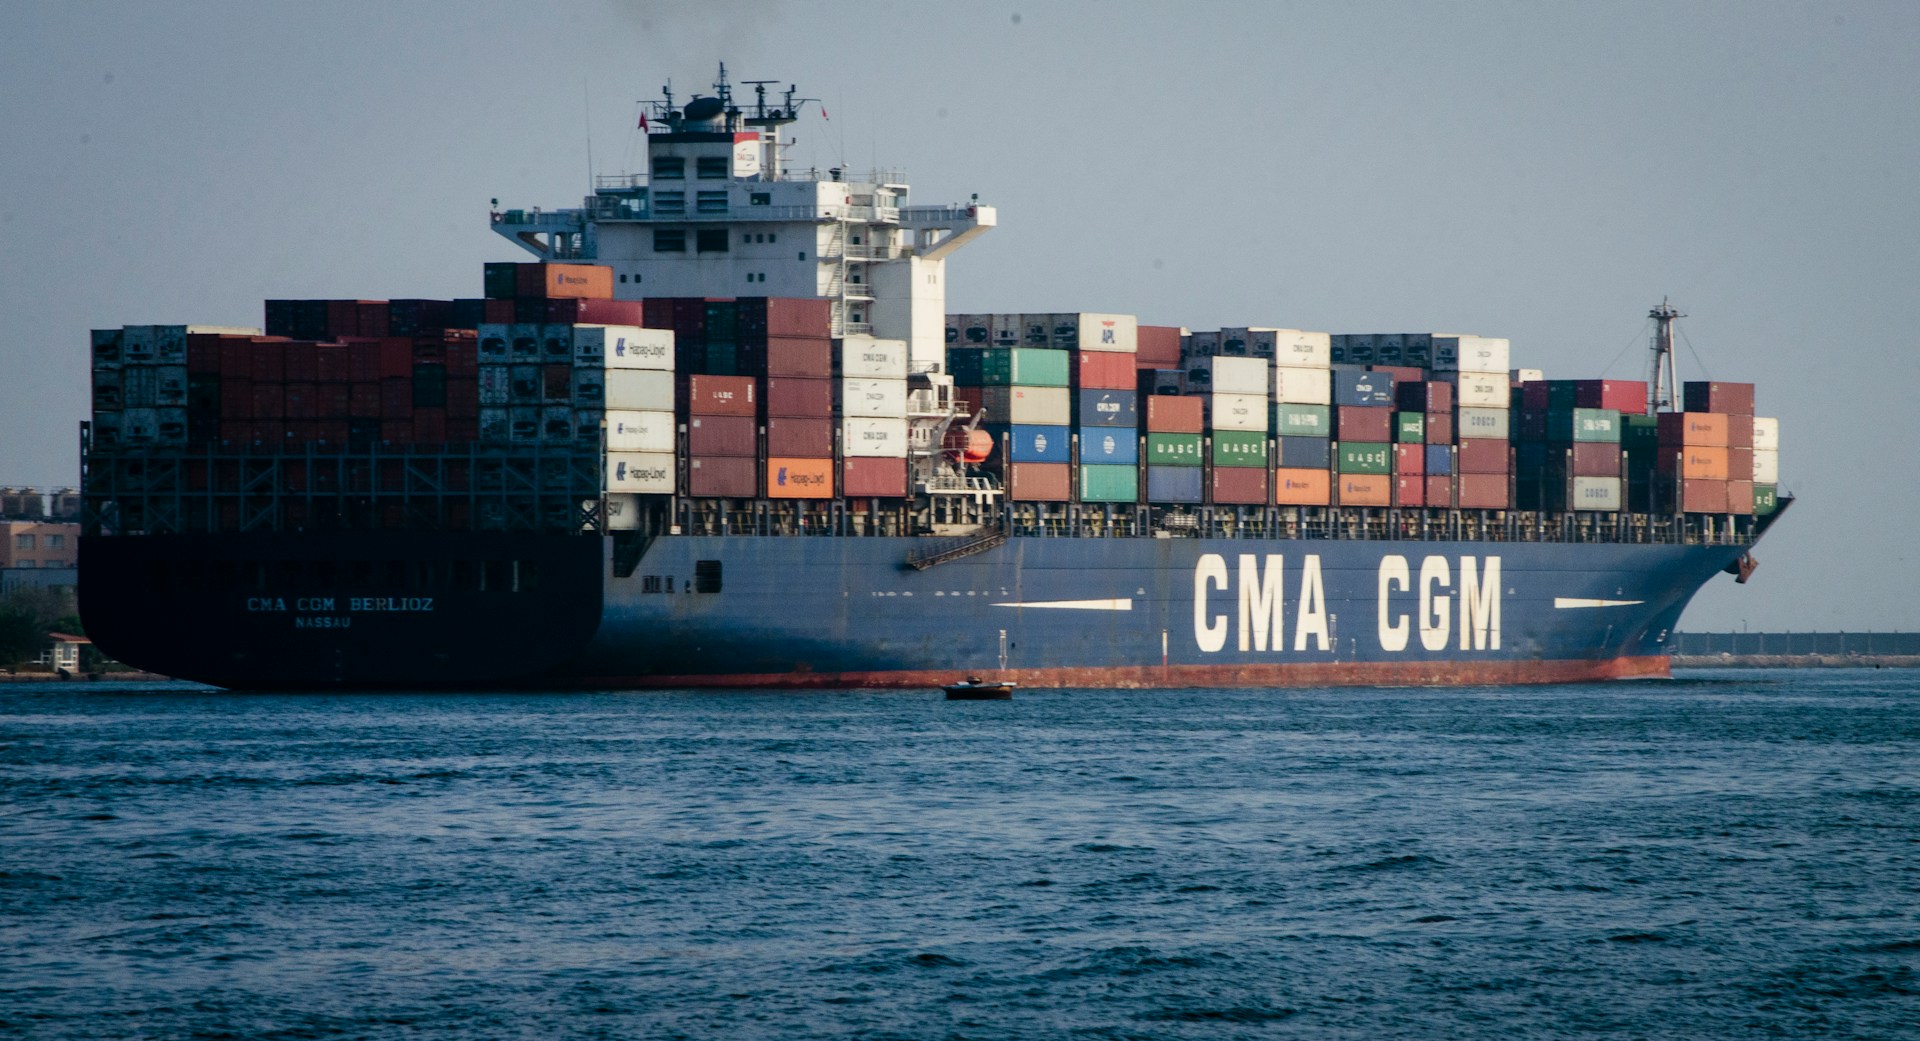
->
[[1648, 297, 1684, 414]]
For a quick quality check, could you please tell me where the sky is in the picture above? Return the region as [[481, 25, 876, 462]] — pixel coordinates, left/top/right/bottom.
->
[[1, 0, 1914, 632]]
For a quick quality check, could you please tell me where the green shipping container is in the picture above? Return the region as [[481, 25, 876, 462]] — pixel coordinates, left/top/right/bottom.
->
[[1079, 463, 1139, 502], [1272, 403, 1332, 437], [1395, 412, 1425, 444], [1147, 433, 1204, 467], [1337, 441, 1392, 475], [1547, 408, 1621, 443], [1212, 430, 1270, 468], [1546, 380, 1581, 410], [1753, 483, 1778, 515], [981, 347, 1070, 387]]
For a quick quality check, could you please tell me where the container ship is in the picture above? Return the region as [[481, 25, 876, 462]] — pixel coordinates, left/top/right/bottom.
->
[[78, 69, 1788, 689]]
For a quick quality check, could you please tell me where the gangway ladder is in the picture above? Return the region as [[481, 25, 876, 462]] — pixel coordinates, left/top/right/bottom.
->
[[905, 525, 1007, 571]]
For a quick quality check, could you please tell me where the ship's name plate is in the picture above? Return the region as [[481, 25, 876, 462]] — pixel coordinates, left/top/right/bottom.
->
[[246, 597, 435, 613]]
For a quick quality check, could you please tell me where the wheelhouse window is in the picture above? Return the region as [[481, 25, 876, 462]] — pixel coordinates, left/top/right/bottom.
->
[[696, 156, 728, 178], [653, 229, 687, 252], [696, 229, 730, 253], [651, 156, 685, 180]]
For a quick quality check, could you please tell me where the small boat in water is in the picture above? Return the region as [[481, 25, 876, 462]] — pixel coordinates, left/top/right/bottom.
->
[[944, 676, 1015, 700]]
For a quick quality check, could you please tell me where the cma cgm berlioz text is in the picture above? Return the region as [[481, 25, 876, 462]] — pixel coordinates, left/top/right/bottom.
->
[[77, 69, 1788, 688]]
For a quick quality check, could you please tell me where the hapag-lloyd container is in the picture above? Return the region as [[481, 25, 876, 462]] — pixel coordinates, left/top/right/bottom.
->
[[576, 325, 672, 368], [839, 378, 908, 417], [1210, 393, 1267, 432], [766, 457, 834, 499], [842, 456, 908, 497], [842, 417, 909, 458], [605, 452, 676, 494], [1272, 365, 1332, 405], [606, 409, 675, 453], [1078, 427, 1139, 465], [1274, 467, 1332, 505], [604, 369, 676, 412], [837, 336, 908, 378]]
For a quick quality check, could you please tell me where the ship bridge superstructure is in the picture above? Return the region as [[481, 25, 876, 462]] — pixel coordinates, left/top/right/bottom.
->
[[491, 66, 994, 375]]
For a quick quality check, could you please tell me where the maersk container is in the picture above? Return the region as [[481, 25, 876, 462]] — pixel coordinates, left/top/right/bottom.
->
[[1432, 335, 1510, 374], [1007, 424, 1071, 463], [1752, 417, 1779, 452], [982, 385, 1071, 426], [1209, 393, 1266, 432], [842, 417, 910, 458], [1209, 356, 1269, 396], [1332, 369, 1394, 407], [1077, 388, 1138, 428], [1079, 427, 1139, 465], [1146, 432, 1203, 467], [1455, 407, 1510, 440], [578, 325, 674, 369], [1451, 373, 1507, 408], [1145, 465, 1204, 503], [606, 409, 675, 453], [1078, 463, 1138, 502], [1278, 435, 1331, 470], [606, 452, 676, 494], [607, 369, 677, 412], [1211, 430, 1268, 468], [981, 348, 1070, 387], [1337, 442, 1391, 475], [1272, 403, 1331, 437], [839, 377, 908, 417], [1272, 365, 1332, 405], [839, 336, 908, 378], [1752, 449, 1778, 484], [1546, 408, 1621, 443]]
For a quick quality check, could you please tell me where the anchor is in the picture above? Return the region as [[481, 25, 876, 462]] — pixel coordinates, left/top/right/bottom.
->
[[1723, 552, 1759, 584]]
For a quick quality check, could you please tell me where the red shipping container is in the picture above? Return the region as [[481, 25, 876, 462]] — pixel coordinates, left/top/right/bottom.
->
[[412, 411, 447, 442], [688, 456, 758, 497], [412, 337, 447, 366], [738, 297, 832, 337], [249, 340, 286, 383], [1682, 381, 1754, 416], [763, 337, 833, 377], [1424, 412, 1455, 444], [1574, 379, 1647, 414], [842, 457, 909, 497], [1727, 479, 1754, 516], [315, 343, 348, 382], [285, 383, 316, 419], [1077, 351, 1135, 390], [349, 383, 380, 417], [219, 339, 250, 377], [1009, 462, 1071, 501], [220, 378, 251, 419], [765, 376, 833, 417], [379, 419, 412, 442], [357, 302, 391, 338], [250, 385, 285, 418], [378, 337, 413, 380], [544, 298, 647, 325], [1146, 396, 1205, 434], [1728, 446, 1753, 481], [1677, 478, 1730, 513], [514, 263, 615, 300], [1394, 443, 1425, 475], [1135, 325, 1183, 368], [447, 418, 478, 444], [1520, 382, 1550, 411], [767, 416, 833, 457], [1211, 467, 1269, 505], [284, 341, 318, 382], [345, 339, 382, 382], [445, 342, 479, 378], [1726, 413, 1753, 449], [686, 375, 757, 416], [379, 378, 413, 419], [1425, 474, 1454, 508], [1337, 405, 1393, 443], [641, 299, 677, 331], [446, 379, 478, 418], [186, 334, 222, 374], [1456, 473, 1511, 508], [1657, 411, 1729, 447], [1396, 474, 1425, 507], [1370, 365, 1424, 383], [484, 300, 517, 324], [1565, 442, 1622, 477], [688, 415, 758, 457], [1397, 380, 1452, 412], [326, 300, 360, 338], [318, 383, 351, 418], [1456, 438, 1510, 474]]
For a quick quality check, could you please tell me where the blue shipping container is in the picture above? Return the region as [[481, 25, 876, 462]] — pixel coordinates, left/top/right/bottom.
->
[[1425, 444, 1454, 475], [1145, 465, 1204, 503], [1333, 368, 1396, 407], [1078, 426, 1139, 464], [1004, 424, 1072, 463], [1278, 435, 1333, 469], [1077, 388, 1138, 428]]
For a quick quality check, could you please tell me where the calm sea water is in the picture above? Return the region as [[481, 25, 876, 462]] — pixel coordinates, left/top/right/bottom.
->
[[2, 671, 1916, 1040]]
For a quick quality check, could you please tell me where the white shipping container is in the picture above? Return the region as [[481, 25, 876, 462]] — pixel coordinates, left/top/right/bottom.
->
[[603, 369, 676, 412], [840, 336, 909, 378], [1272, 365, 1332, 405], [980, 385, 1071, 426], [605, 409, 676, 453], [577, 325, 674, 369], [1572, 476, 1622, 512], [1051, 312, 1138, 353], [1210, 356, 1269, 395], [1456, 406, 1512, 440], [1433, 335, 1511, 374], [1511, 368, 1544, 384], [1752, 448, 1779, 484], [1752, 417, 1779, 452], [1451, 373, 1508, 408], [840, 377, 908, 417], [1210, 392, 1269, 432], [605, 452, 676, 495], [990, 313, 1021, 347], [1274, 330, 1332, 368], [842, 417, 910, 458], [604, 493, 644, 530]]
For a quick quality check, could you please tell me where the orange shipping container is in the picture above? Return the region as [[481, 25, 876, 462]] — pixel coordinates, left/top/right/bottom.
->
[[1145, 395, 1205, 434], [515, 263, 614, 300], [1656, 411, 1729, 447], [765, 457, 834, 499], [1658, 445, 1730, 480], [1274, 467, 1331, 505], [1337, 473, 1392, 507]]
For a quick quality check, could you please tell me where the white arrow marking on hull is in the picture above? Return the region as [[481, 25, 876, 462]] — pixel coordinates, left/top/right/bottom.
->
[[1553, 597, 1645, 608], [991, 598, 1134, 611]]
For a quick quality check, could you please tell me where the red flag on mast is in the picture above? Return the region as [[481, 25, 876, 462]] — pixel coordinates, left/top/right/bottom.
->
[[820, 106, 829, 121], [638, 110, 649, 131]]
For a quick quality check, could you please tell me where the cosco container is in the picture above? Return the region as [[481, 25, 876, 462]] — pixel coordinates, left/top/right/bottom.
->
[[1145, 465, 1204, 503], [1078, 427, 1139, 465], [1337, 442, 1391, 475], [1209, 393, 1266, 432], [1455, 407, 1509, 440], [1274, 467, 1332, 505], [1146, 432, 1204, 467], [1569, 476, 1623, 511], [1211, 430, 1268, 468], [838, 377, 908, 417], [606, 409, 675, 453], [1006, 424, 1072, 463], [1272, 365, 1332, 405], [841, 417, 909, 458], [605, 452, 676, 494], [1078, 463, 1138, 502]]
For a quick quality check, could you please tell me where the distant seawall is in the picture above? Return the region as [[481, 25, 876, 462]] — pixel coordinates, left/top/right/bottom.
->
[[1671, 632, 1920, 669]]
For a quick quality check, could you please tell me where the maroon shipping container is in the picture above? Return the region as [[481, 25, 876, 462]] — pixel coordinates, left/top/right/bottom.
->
[[250, 385, 285, 418], [1675, 478, 1730, 513], [285, 383, 316, 420], [315, 343, 349, 382], [1574, 379, 1647, 414], [688, 414, 758, 457], [219, 339, 250, 377], [738, 297, 832, 338], [765, 376, 833, 417], [686, 374, 757, 416], [1146, 395, 1205, 433], [1394, 443, 1425, 474], [1683, 381, 1754, 416], [220, 378, 251, 419], [688, 456, 758, 498], [544, 298, 647, 326], [1370, 365, 1424, 383], [349, 383, 380, 417], [1556, 441, 1623, 477], [379, 378, 412, 419], [1726, 413, 1753, 449], [326, 300, 360, 338], [767, 416, 833, 457], [1077, 351, 1135, 390], [1456, 438, 1510, 474], [842, 457, 909, 497], [642, 299, 677, 332], [1211, 467, 1268, 505], [356, 302, 391, 338], [410, 411, 446, 442], [1135, 325, 1183, 369], [1336, 405, 1393, 443], [758, 337, 833, 377], [344, 339, 382, 383], [1728, 446, 1754, 481], [285, 341, 318, 383], [186, 334, 222, 375], [445, 341, 478, 378], [1424, 474, 1454, 508], [1008, 462, 1071, 501], [1520, 382, 1550, 411], [483, 300, 516, 324], [318, 383, 351, 418], [1396, 474, 1425, 507], [1397, 380, 1453, 412], [447, 418, 479, 444], [379, 419, 411, 442], [1728, 479, 1755, 516], [378, 337, 413, 380], [1424, 412, 1455, 444], [250, 340, 286, 383], [1456, 472, 1511, 508]]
